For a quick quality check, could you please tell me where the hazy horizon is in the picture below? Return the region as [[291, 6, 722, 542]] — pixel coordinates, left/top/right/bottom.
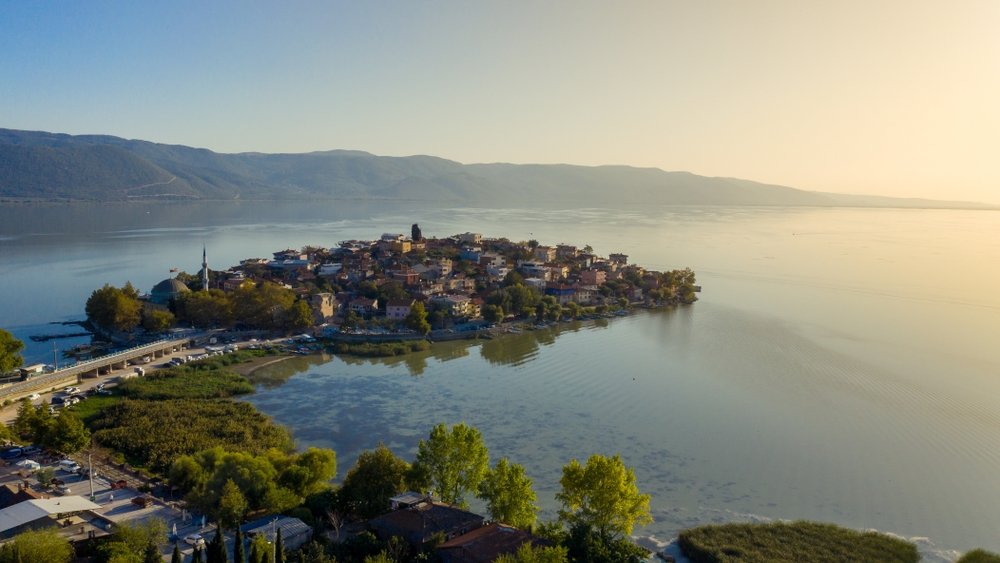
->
[[3, 1, 998, 204]]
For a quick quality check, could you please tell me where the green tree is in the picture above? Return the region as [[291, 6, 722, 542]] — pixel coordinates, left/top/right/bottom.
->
[[99, 518, 168, 563], [144, 542, 163, 563], [44, 410, 91, 455], [142, 307, 176, 333], [0, 329, 24, 373], [233, 528, 246, 563], [494, 543, 569, 563], [362, 553, 393, 563], [12, 398, 38, 440], [86, 283, 142, 332], [275, 528, 284, 563], [248, 535, 271, 563], [404, 301, 431, 335], [477, 458, 538, 529], [177, 290, 233, 328], [171, 544, 182, 563], [209, 527, 228, 563], [286, 299, 315, 331], [339, 443, 411, 519], [556, 454, 651, 537], [218, 479, 249, 530], [278, 447, 336, 497], [0, 528, 73, 562], [341, 310, 361, 331], [482, 304, 504, 324], [192, 546, 205, 563], [412, 422, 489, 507]]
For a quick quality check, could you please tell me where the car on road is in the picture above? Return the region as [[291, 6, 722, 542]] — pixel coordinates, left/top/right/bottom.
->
[[27, 393, 40, 400], [183, 534, 205, 547], [58, 460, 81, 473], [63, 387, 80, 395]]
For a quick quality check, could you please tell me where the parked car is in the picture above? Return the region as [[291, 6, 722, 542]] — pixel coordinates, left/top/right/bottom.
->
[[183, 534, 205, 547], [27, 393, 40, 400], [64, 387, 80, 394], [110, 479, 128, 490], [1, 447, 23, 459], [21, 445, 41, 456], [58, 460, 81, 473]]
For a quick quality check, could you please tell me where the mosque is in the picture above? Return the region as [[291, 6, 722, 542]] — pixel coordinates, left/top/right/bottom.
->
[[149, 246, 209, 305]]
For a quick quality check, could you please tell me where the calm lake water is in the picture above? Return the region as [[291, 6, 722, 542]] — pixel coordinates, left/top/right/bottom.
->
[[1, 201, 998, 558]]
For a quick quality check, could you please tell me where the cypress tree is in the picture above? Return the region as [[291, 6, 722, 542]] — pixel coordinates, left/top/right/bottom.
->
[[274, 528, 284, 563], [171, 543, 182, 563], [233, 528, 245, 563], [212, 527, 229, 563], [192, 546, 204, 563], [144, 542, 162, 563]]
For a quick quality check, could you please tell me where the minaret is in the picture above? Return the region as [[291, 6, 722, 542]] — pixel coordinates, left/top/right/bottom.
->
[[201, 245, 209, 291]]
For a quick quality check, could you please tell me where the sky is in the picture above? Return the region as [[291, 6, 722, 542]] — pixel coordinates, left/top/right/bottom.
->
[[2, 1, 998, 203]]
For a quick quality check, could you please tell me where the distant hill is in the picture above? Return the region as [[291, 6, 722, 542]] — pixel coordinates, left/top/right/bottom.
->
[[0, 128, 992, 208]]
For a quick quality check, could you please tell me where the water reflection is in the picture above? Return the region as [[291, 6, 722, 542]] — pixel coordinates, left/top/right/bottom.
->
[[246, 352, 333, 388]]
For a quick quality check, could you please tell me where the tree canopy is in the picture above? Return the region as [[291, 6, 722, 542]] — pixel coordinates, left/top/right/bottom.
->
[[0, 328, 24, 373], [412, 422, 489, 507], [477, 458, 538, 529], [556, 453, 652, 537], [86, 282, 142, 332], [338, 443, 411, 519], [0, 528, 73, 563]]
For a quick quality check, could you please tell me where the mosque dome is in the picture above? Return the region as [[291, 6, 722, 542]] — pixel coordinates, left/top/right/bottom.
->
[[150, 278, 191, 304]]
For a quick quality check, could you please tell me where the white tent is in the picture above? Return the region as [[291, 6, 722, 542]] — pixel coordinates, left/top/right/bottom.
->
[[14, 459, 40, 470]]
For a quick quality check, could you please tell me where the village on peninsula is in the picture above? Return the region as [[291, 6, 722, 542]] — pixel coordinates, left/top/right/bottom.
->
[[99, 223, 700, 349]]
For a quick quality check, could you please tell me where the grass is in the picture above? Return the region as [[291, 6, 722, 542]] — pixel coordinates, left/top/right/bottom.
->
[[332, 340, 430, 357], [66, 395, 122, 426], [677, 521, 919, 563]]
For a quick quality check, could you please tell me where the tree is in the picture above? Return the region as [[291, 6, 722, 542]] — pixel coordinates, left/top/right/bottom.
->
[[192, 546, 205, 563], [286, 299, 314, 331], [0, 329, 24, 373], [44, 410, 91, 455], [477, 458, 538, 529], [218, 479, 249, 530], [482, 304, 504, 324], [171, 544, 182, 563], [404, 301, 431, 335], [99, 518, 168, 563], [275, 528, 284, 563], [142, 307, 176, 333], [339, 443, 410, 519], [494, 543, 568, 563], [248, 535, 271, 563], [144, 542, 163, 563], [12, 398, 38, 440], [279, 447, 336, 497], [86, 283, 142, 332], [412, 422, 489, 507], [556, 454, 651, 538], [233, 528, 246, 563], [0, 528, 73, 562], [209, 526, 228, 563]]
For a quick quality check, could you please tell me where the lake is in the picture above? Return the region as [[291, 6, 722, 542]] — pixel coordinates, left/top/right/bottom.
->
[[1, 201, 998, 558]]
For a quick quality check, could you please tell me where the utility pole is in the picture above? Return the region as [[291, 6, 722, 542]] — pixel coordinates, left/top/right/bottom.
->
[[88, 451, 94, 501]]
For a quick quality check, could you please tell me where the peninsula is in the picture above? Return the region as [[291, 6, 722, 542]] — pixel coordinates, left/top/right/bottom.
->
[[82, 225, 699, 348]]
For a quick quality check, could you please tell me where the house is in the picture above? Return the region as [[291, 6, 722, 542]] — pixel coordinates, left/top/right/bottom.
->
[[518, 261, 549, 281], [0, 496, 101, 540], [390, 268, 420, 286], [318, 263, 343, 277], [460, 246, 482, 262], [574, 285, 598, 305], [556, 244, 578, 259], [437, 523, 550, 563], [545, 283, 577, 305], [533, 246, 556, 262], [368, 501, 486, 550], [386, 299, 415, 321], [273, 249, 306, 261], [241, 515, 313, 552], [457, 232, 482, 245], [349, 297, 379, 318], [432, 294, 475, 317], [609, 253, 628, 265], [547, 265, 569, 281], [579, 269, 606, 286], [0, 483, 47, 510]]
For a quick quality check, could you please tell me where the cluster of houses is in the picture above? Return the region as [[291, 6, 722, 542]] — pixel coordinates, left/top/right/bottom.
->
[[367, 492, 552, 562], [182, 226, 667, 330]]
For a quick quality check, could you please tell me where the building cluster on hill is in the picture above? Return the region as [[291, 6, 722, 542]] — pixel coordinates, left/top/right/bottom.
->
[[144, 224, 697, 335]]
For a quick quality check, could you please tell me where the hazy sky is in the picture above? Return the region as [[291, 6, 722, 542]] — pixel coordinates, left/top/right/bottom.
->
[[3, 1, 998, 203]]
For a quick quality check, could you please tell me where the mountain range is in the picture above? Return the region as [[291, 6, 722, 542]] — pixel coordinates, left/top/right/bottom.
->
[[0, 128, 990, 209]]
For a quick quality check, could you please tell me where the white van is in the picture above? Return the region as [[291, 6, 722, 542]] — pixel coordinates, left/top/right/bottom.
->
[[58, 460, 82, 473]]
